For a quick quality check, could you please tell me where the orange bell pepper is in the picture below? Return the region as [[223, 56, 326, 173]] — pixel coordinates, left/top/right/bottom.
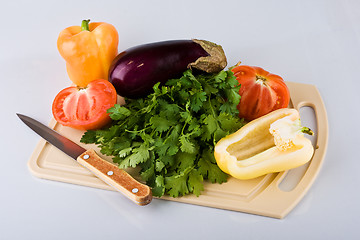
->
[[57, 20, 119, 87]]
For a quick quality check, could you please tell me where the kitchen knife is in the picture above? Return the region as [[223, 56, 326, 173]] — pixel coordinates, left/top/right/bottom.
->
[[17, 113, 152, 206]]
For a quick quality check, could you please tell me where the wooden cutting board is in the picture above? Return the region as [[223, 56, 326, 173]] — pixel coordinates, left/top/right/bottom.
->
[[27, 81, 328, 219]]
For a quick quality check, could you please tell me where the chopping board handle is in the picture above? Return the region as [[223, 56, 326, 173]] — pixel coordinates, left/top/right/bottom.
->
[[247, 82, 329, 218]]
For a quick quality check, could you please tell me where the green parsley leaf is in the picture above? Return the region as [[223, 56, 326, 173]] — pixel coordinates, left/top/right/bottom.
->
[[152, 175, 165, 197], [108, 105, 131, 121], [149, 116, 172, 133], [190, 91, 207, 112], [188, 169, 204, 197], [119, 144, 151, 168], [80, 130, 97, 144], [198, 149, 228, 183], [202, 114, 218, 141], [179, 134, 197, 154], [165, 167, 192, 197]]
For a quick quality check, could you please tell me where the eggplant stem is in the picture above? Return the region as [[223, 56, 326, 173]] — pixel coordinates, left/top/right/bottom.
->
[[189, 39, 227, 73]]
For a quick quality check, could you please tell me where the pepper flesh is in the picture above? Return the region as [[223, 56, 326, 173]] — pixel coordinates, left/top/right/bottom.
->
[[214, 108, 314, 180], [57, 20, 119, 87]]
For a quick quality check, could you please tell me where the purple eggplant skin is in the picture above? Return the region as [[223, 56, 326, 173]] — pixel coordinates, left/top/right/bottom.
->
[[108, 39, 227, 99]]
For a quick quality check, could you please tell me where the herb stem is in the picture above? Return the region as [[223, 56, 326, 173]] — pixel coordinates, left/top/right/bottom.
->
[[208, 96, 221, 145]]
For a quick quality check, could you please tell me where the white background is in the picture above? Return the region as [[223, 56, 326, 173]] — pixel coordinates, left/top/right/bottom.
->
[[1, 0, 359, 239]]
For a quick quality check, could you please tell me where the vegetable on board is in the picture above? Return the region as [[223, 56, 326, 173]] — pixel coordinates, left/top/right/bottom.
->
[[81, 69, 244, 197], [231, 64, 290, 121], [52, 79, 117, 130], [214, 108, 314, 180], [57, 19, 119, 87], [109, 39, 227, 98]]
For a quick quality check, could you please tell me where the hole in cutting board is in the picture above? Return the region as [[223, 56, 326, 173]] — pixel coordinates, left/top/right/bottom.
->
[[278, 106, 318, 192]]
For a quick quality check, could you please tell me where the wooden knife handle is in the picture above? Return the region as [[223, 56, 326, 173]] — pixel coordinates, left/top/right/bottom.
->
[[77, 149, 152, 206]]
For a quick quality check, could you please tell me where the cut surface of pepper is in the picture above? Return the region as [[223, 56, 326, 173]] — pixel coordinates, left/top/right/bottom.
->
[[214, 108, 314, 180], [57, 20, 119, 88]]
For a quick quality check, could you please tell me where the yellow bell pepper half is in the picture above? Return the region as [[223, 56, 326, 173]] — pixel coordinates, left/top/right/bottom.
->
[[214, 108, 314, 180], [57, 20, 119, 88]]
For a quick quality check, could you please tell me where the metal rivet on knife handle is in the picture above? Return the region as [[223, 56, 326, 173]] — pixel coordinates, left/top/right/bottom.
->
[[83, 154, 90, 160], [132, 188, 139, 193], [107, 171, 114, 176]]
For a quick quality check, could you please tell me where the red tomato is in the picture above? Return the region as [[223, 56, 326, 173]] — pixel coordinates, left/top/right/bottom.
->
[[52, 79, 117, 130], [232, 65, 290, 121]]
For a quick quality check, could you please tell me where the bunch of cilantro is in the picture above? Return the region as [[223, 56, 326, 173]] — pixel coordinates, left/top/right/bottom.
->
[[81, 69, 244, 197]]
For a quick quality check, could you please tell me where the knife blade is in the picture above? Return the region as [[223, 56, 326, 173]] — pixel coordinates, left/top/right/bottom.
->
[[17, 113, 152, 206]]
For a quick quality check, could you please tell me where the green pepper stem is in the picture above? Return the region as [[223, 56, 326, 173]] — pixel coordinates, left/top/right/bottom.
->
[[301, 127, 314, 136], [81, 19, 90, 31]]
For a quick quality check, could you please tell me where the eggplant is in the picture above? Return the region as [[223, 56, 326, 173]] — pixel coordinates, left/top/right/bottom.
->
[[108, 39, 227, 98]]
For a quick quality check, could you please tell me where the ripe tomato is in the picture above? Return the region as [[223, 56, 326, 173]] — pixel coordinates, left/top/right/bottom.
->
[[232, 65, 290, 121], [52, 79, 117, 130]]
